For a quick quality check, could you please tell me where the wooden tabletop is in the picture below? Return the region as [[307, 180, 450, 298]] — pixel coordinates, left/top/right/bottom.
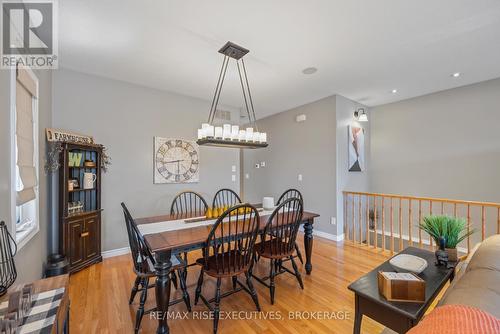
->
[[135, 211, 319, 253], [1, 275, 69, 334]]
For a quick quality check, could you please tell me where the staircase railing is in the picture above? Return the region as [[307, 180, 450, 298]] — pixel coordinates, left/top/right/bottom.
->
[[342, 191, 500, 254]]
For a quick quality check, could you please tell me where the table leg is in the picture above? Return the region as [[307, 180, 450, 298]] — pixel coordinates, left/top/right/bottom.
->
[[353, 294, 362, 334], [64, 303, 70, 334], [155, 250, 172, 334], [304, 219, 313, 275]]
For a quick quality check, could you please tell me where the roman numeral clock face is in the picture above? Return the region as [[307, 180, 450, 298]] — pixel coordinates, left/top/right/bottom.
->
[[154, 138, 200, 184]]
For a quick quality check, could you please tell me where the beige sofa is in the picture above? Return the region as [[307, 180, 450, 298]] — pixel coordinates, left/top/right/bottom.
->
[[438, 234, 500, 318]]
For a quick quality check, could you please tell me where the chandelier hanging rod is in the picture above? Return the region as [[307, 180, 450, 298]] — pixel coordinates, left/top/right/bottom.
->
[[208, 55, 229, 124]]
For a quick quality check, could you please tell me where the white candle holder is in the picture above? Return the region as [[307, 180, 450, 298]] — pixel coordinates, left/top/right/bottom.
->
[[260, 132, 267, 143], [222, 124, 231, 140], [206, 125, 215, 138], [231, 125, 239, 140], [246, 127, 254, 142], [215, 126, 223, 139], [239, 130, 246, 141]]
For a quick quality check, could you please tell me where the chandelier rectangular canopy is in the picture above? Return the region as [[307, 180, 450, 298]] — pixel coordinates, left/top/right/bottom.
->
[[196, 42, 268, 149]]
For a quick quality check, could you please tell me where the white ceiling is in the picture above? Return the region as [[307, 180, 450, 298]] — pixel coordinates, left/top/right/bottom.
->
[[59, 0, 500, 118]]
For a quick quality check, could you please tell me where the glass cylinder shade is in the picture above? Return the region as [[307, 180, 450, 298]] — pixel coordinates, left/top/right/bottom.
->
[[246, 128, 254, 142], [231, 125, 239, 140], [206, 125, 215, 138], [260, 132, 267, 143], [222, 124, 231, 139], [239, 130, 246, 141], [214, 126, 223, 139]]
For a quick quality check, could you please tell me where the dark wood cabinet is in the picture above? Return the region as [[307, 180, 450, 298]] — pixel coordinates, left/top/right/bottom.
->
[[83, 215, 100, 260], [67, 218, 85, 267], [58, 143, 103, 273]]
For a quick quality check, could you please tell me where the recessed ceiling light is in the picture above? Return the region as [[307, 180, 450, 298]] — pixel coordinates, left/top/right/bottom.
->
[[391, 89, 398, 94], [302, 67, 317, 75], [451, 72, 461, 78]]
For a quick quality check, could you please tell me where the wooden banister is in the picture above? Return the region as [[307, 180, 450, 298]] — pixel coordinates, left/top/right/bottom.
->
[[343, 191, 500, 254], [342, 191, 500, 208]]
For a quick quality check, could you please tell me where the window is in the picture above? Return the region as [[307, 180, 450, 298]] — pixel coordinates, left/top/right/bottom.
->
[[11, 66, 40, 249]]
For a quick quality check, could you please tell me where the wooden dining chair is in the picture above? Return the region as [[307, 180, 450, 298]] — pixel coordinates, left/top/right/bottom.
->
[[170, 191, 209, 279], [252, 197, 304, 304], [121, 203, 191, 334], [277, 189, 304, 264], [212, 188, 242, 209], [194, 204, 261, 334], [170, 190, 208, 217]]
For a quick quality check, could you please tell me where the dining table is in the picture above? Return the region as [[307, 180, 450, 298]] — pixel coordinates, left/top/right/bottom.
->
[[134, 208, 320, 334]]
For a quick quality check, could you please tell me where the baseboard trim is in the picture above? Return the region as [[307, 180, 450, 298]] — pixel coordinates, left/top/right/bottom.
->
[[299, 227, 344, 242], [102, 246, 130, 259], [313, 230, 344, 242]]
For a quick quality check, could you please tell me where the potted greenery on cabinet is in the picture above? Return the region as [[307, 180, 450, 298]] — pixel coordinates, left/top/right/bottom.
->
[[419, 215, 475, 261]]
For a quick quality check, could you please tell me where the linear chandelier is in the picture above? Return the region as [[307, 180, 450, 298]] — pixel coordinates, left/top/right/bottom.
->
[[197, 42, 268, 149]]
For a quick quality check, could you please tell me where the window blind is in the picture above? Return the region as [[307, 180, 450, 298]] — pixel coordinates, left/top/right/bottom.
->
[[16, 68, 38, 206]]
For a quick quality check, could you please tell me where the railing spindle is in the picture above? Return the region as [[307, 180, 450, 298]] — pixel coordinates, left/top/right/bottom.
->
[[498, 207, 500, 235], [418, 200, 422, 248], [429, 201, 433, 250], [408, 199, 413, 246], [374, 196, 378, 249], [454, 203, 457, 218], [481, 206, 486, 241], [358, 194, 362, 245], [467, 204, 471, 252], [390, 198, 394, 253], [441, 202, 444, 214], [399, 198, 403, 251], [352, 193, 355, 242], [366, 195, 370, 247], [343, 193, 347, 241], [381, 197, 386, 251]]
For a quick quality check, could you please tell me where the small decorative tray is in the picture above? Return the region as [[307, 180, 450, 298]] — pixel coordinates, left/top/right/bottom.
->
[[389, 254, 428, 274]]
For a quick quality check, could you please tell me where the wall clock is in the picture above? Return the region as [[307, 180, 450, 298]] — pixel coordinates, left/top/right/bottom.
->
[[154, 137, 200, 184]]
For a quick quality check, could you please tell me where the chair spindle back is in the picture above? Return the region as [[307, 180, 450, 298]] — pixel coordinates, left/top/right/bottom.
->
[[212, 188, 242, 209], [277, 188, 303, 205], [121, 203, 155, 274], [203, 204, 260, 276], [260, 198, 304, 257], [170, 191, 208, 217]]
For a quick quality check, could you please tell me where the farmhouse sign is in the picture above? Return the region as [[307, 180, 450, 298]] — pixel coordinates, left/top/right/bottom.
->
[[46, 128, 94, 144]]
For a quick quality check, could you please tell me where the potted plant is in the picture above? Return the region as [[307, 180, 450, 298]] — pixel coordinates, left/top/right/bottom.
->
[[419, 215, 474, 261]]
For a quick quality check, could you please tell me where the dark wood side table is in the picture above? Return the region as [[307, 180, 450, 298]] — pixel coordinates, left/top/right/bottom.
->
[[348, 247, 456, 334], [0, 274, 70, 334]]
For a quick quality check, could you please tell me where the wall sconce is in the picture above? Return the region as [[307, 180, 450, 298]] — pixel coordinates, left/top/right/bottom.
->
[[353, 108, 368, 122]]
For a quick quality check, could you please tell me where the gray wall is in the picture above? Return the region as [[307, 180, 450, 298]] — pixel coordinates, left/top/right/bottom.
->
[[370, 78, 500, 202], [242, 95, 370, 237], [52, 69, 240, 251], [335, 95, 371, 236], [242, 96, 336, 235], [0, 69, 52, 284]]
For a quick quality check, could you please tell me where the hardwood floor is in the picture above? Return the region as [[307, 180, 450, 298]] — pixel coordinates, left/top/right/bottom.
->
[[69, 235, 393, 333]]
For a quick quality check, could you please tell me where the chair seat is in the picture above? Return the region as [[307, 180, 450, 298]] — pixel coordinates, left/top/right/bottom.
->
[[135, 253, 185, 277], [255, 240, 294, 259], [196, 250, 249, 277]]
